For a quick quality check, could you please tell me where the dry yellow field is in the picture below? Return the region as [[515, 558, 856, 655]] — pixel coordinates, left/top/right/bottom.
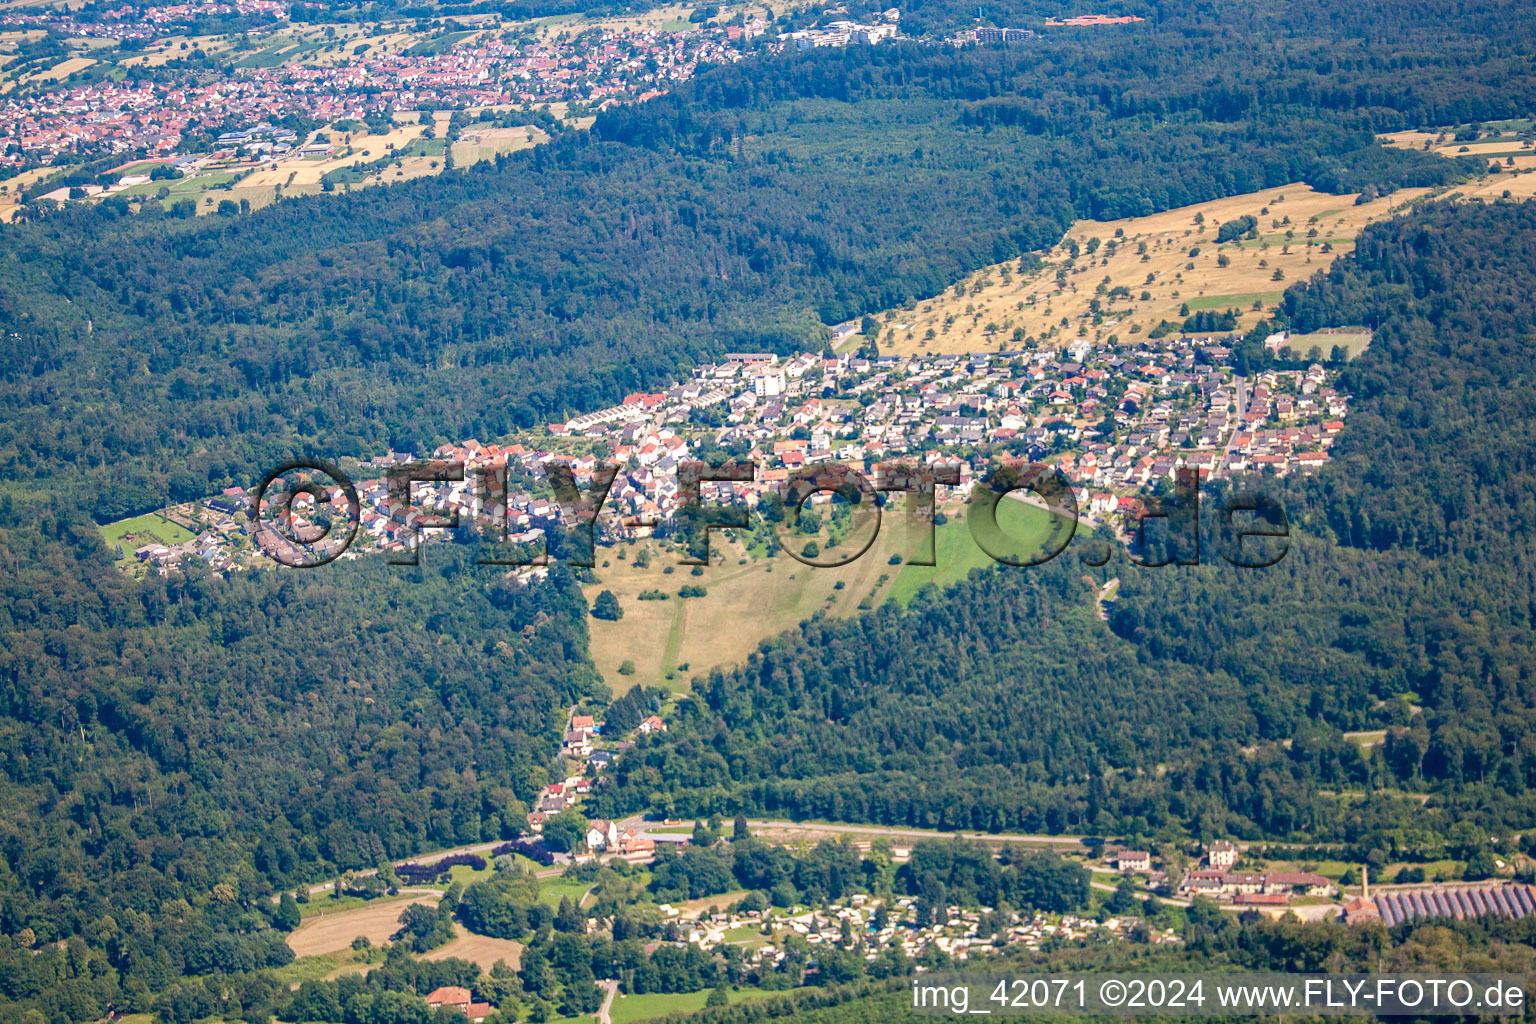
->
[[35, 55, 93, 80], [1441, 141, 1536, 157], [233, 123, 428, 191], [119, 25, 433, 70], [421, 924, 523, 970], [0, 166, 57, 222], [0, 53, 93, 91], [878, 182, 1431, 355], [671, 890, 753, 919], [68, 35, 119, 51], [1377, 129, 1536, 195], [286, 895, 440, 958], [1380, 129, 1536, 159], [1278, 329, 1371, 360], [217, 183, 317, 214], [544, 2, 692, 36], [310, 28, 436, 63], [583, 516, 931, 691], [1446, 168, 1536, 201], [118, 35, 238, 67], [529, 0, 774, 40], [451, 125, 549, 165], [164, 112, 564, 213]]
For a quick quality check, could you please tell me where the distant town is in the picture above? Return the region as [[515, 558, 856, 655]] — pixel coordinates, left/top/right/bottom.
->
[[1, 11, 769, 176], [0, 2, 1151, 215]]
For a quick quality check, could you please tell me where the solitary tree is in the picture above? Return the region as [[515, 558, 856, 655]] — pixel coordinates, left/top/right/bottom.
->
[[591, 590, 623, 620]]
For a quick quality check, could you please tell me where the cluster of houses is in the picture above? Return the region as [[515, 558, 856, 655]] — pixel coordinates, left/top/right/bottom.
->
[[515, 709, 670, 861], [1044, 13, 1146, 26], [129, 328, 1351, 577], [1178, 869, 1334, 906], [679, 891, 1178, 976], [1108, 842, 1536, 926], [127, 502, 247, 571], [256, 21, 759, 118], [0, 0, 287, 43], [543, 337, 1346, 543], [1, 13, 760, 170], [949, 11, 1139, 44], [1109, 841, 1334, 908]]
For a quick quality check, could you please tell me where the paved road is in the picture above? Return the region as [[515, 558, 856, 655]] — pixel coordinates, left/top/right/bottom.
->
[[1214, 373, 1247, 477], [597, 979, 619, 1024], [1088, 878, 1191, 908]]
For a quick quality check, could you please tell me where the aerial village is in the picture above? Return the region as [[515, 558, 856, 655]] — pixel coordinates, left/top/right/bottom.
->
[[0, 0, 920, 185], [121, 331, 1350, 571], [0, 0, 1146, 199], [0, 13, 765, 177]]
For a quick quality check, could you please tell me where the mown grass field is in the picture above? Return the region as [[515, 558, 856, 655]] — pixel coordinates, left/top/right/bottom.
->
[[584, 512, 926, 693], [585, 499, 1070, 692], [405, 29, 478, 55], [422, 923, 523, 970], [0, 165, 55, 222], [538, 877, 594, 909], [430, 853, 546, 890], [100, 512, 193, 564], [1281, 329, 1372, 360], [116, 170, 238, 202], [267, 947, 383, 987], [298, 888, 429, 921], [232, 37, 329, 68], [451, 124, 550, 165], [608, 985, 819, 1024], [287, 894, 440, 958], [888, 499, 1064, 605]]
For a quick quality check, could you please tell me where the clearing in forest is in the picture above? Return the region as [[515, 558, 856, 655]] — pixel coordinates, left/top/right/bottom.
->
[[285, 895, 440, 958], [874, 182, 1431, 355], [583, 500, 1064, 693]]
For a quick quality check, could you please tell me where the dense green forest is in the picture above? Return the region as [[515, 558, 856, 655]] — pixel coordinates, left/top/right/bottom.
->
[[0, 525, 601, 1021], [1, 0, 1536, 1019], [0, 0, 1514, 521], [597, 200, 1536, 859]]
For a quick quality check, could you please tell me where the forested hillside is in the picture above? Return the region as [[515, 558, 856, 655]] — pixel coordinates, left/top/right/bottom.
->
[[2, 1, 1536, 1020], [0, 518, 601, 1021], [597, 200, 1536, 858], [0, 0, 1519, 521]]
